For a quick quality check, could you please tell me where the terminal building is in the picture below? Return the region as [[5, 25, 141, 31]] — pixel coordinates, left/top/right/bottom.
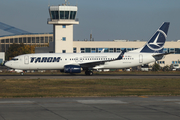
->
[[0, 0, 180, 68]]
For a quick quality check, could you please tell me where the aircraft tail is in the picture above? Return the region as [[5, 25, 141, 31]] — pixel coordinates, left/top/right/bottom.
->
[[140, 22, 170, 53]]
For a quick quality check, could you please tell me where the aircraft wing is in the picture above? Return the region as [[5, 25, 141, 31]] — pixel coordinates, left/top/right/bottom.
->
[[80, 60, 111, 68], [79, 49, 126, 68]]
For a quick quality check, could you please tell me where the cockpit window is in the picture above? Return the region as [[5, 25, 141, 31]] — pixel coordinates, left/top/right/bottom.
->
[[12, 58, 18, 61]]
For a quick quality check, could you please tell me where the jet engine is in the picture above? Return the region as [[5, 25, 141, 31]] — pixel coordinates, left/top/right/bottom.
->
[[64, 65, 81, 73]]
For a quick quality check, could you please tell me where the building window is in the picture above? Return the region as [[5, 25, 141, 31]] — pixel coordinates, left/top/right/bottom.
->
[[85, 48, 91, 53], [36, 37, 39, 43], [19, 38, 22, 43], [117, 48, 121, 53], [23, 37, 26, 43], [159, 61, 165, 64], [45, 37, 48, 43], [127, 48, 132, 51], [62, 50, 66, 53], [121, 48, 126, 51], [32, 37, 35, 43], [10, 39, 13, 43], [163, 48, 168, 53], [103, 48, 108, 53], [81, 48, 85, 53], [98, 48, 103, 53], [6, 39, 9, 43], [175, 48, 180, 54], [15, 38, 18, 43], [62, 25, 66, 28], [28, 37, 31, 43], [41, 37, 44, 43], [109, 48, 114, 53], [1, 39, 4, 43], [91, 48, 96, 53], [73, 48, 77, 53], [62, 37, 66, 41], [49, 36, 53, 42], [169, 48, 175, 53]]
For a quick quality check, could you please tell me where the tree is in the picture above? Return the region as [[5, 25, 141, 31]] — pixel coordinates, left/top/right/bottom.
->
[[6, 43, 35, 60], [152, 62, 161, 71], [162, 65, 170, 71]]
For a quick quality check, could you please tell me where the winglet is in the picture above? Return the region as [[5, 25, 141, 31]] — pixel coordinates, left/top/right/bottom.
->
[[116, 49, 126, 60]]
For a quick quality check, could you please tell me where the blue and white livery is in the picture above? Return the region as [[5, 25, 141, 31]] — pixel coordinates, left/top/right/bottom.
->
[[5, 22, 170, 75]]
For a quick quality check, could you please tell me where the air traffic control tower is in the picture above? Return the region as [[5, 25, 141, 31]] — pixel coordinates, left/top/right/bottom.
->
[[47, 0, 79, 53]]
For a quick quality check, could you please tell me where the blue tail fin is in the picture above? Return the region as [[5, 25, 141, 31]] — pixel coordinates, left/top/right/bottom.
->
[[140, 22, 170, 53]]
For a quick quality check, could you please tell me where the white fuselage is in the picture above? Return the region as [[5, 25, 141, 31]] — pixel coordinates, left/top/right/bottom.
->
[[4, 22, 170, 73], [5, 51, 157, 70]]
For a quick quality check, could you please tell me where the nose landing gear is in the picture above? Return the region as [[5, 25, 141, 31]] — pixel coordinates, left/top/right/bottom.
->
[[20, 72, 24, 76]]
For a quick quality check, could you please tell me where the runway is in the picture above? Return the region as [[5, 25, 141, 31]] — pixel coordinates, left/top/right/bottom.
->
[[0, 74, 180, 79], [0, 96, 180, 120]]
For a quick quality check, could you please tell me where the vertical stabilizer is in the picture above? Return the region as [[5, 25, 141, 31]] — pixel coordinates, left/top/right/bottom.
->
[[140, 22, 170, 53]]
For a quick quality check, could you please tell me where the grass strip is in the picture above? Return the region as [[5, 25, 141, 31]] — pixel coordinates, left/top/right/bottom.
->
[[0, 78, 180, 98]]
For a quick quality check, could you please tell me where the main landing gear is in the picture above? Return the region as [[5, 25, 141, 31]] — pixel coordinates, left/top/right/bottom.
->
[[85, 70, 93, 76]]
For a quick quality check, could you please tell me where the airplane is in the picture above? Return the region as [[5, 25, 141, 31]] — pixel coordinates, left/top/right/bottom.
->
[[5, 22, 170, 75]]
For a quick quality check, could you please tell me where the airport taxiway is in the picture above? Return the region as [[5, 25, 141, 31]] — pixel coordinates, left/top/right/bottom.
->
[[0, 96, 180, 120], [0, 74, 180, 79]]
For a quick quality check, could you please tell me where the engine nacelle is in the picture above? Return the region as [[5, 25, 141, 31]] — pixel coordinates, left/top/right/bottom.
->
[[64, 65, 81, 73]]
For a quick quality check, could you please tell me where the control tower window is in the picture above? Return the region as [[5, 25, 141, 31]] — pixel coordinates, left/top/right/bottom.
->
[[70, 11, 76, 19], [60, 11, 64, 19], [60, 11, 69, 19], [65, 11, 69, 19], [51, 11, 59, 19]]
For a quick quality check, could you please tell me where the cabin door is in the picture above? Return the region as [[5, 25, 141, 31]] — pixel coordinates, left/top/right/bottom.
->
[[24, 56, 29, 64], [139, 54, 143, 63]]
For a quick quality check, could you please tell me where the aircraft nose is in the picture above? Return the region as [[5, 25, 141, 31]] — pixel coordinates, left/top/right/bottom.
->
[[5, 61, 11, 68]]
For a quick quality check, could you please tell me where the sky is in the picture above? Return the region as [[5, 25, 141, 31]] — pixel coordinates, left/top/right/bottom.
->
[[0, 0, 180, 41]]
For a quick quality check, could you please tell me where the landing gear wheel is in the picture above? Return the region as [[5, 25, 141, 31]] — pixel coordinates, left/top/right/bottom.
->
[[85, 71, 88, 75], [85, 71, 93, 76], [89, 71, 93, 76], [20, 72, 24, 76]]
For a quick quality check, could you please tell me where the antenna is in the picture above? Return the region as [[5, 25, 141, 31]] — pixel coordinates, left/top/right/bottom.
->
[[65, 0, 68, 6], [48, 0, 50, 7]]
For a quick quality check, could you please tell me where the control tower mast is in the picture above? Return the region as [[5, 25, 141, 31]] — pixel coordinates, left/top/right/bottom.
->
[[48, 0, 79, 53]]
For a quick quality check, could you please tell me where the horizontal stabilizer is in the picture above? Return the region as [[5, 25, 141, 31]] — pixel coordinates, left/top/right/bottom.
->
[[152, 52, 174, 57], [116, 49, 126, 60]]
